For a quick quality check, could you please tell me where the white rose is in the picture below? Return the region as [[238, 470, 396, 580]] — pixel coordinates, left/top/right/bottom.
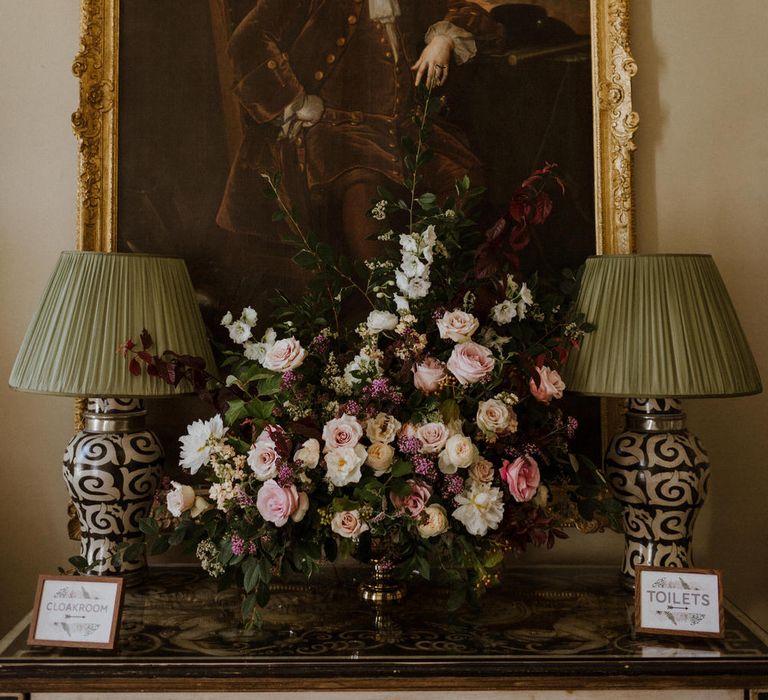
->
[[438, 434, 478, 474], [416, 422, 450, 454], [491, 299, 517, 325], [418, 504, 449, 538], [325, 444, 367, 487], [331, 509, 369, 539], [476, 399, 517, 436], [263, 337, 306, 372], [366, 441, 395, 473], [322, 414, 363, 450], [366, 310, 399, 333], [365, 413, 401, 444], [294, 438, 320, 469], [166, 481, 195, 517], [228, 320, 252, 344], [437, 310, 480, 343], [247, 439, 280, 481]]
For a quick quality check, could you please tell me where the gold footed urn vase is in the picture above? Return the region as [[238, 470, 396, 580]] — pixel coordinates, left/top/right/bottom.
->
[[358, 537, 406, 605]]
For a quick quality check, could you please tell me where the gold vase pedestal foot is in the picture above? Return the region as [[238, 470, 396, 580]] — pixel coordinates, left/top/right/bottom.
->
[[358, 560, 407, 604]]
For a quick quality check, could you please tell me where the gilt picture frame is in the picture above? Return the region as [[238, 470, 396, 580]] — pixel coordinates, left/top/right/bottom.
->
[[71, 0, 637, 532]]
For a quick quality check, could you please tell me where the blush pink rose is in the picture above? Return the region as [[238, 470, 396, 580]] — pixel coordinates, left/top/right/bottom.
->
[[446, 342, 495, 385], [529, 366, 566, 404], [256, 479, 300, 527], [437, 310, 479, 343], [263, 337, 306, 372], [331, 510, 369, 538], [415, 422, 450, 454], [390, 480, 432, 517], [322, 413, 363, 451], [412, 357, 447, 393], [500, 455, 541, 503]]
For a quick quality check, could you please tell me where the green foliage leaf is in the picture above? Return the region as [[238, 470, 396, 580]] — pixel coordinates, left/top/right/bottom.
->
[[390, 460, 413, 479]]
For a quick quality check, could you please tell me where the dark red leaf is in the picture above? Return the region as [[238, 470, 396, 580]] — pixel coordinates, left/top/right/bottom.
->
[[128, 358, 141, 376], [140, 329, 153, 350], [137, 351, 153, 363], [146, 364, 160, 377]]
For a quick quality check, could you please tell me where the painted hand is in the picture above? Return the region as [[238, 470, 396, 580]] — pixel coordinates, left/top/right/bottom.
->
[[412, 35, 454, 88]]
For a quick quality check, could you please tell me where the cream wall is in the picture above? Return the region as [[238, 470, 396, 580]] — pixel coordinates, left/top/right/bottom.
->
[[0, 1, 766, 638]]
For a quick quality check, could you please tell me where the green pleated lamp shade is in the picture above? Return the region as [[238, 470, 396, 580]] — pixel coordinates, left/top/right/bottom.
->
[[563, 254, 762, 398], [9, 251, 217, 398]]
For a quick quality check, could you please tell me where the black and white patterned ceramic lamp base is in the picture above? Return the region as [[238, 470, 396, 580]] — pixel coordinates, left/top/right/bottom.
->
[[605, 398, 710, 589], [63, 398, 163, 586]]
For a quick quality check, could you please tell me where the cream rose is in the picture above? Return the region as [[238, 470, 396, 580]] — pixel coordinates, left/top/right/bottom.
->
[[437, 309, 479, 343], [366, 441, 395, 473], [468, 458, 494, 484], [366, 310, 398, 333], [416, 422, 450, 454], [412, 357, 447, 394], [262, 337, 306, 372], [166, 481, 195, 517], [438, 434, 478, 474], [247, 439, 280, 481], [293, 438, 320, 469], [325, 444, 367, 487], [331, 509, 369, 539], [417, 504, 449, 538], [446, 342, 495, 385], [322, 414, 364, 451], [365, 412, 401, 444], [476, 399, 518, 436], [529, 366, 565, 404], [291, 491, 310, 523]]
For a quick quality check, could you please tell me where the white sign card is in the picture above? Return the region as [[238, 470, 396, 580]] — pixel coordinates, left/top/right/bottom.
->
[[635, 566, 724, 639], [28, 575, 124, 649]]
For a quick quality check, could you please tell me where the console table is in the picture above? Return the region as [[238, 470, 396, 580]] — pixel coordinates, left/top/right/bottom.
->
[[2, 565, 768, 698]]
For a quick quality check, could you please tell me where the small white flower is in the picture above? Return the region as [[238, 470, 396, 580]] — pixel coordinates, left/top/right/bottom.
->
[[491, 299, 517, 325], [371, 200, 387, 221], [179, 415, 228, 475], [241, 306, 258, 326], [294, 438, 320, 469], [517, 300, 529, 320], [452, 483, 505, 536], [444, 209, 456, 220], [421, 224, 437, 248], [366, 310, 398, 333], [220, 311, 233, 327], [399, 233, 418, 253], [243, 342, 268, 362], [519, 282, 533, 306], [228, 320, 252, 344], [401, 252, 426, 279], [405, 276, 431, 299], [393, 294, 410, 313]]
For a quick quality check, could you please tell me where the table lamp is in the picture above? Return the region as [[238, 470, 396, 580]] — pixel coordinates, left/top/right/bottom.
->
[[9, 251, 216, 584], [563, 254, 762, 588]]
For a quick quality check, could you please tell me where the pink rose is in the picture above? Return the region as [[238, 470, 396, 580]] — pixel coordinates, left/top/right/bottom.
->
[[331, 510, 369, 539], [322, 413, 363, 451], [500, 455, 541, 503], [263, 337, 306, 373], [247, 439, 280, 481], [256, 479, 300, 527], [437, 309, 479, 343], [529, 366, 565, 404], [412, 357, 447, 393], [415, 422, 450, 454], [446, 342, 495, 385], [390, 480, 432, 517]]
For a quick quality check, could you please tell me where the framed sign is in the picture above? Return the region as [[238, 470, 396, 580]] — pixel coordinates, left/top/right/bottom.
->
[[27, 575, 124, 649], [634, 566, 725, 640]]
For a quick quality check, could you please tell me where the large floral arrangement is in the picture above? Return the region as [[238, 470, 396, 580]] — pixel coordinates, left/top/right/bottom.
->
[[124, 92, 614, 624]]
